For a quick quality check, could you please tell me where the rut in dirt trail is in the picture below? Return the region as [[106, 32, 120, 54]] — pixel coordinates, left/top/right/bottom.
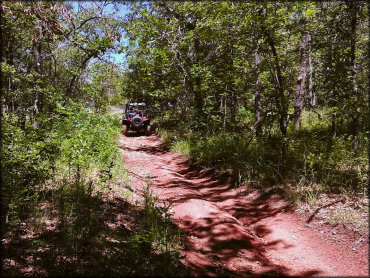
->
[[119, 133, 368, 277]]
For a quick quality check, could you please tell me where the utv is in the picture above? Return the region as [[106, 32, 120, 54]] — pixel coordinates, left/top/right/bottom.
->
[[121, 102, 151, 135]]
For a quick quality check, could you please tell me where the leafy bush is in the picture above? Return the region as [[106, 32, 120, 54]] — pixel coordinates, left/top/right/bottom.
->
[[1, 114, 59, 222], [1, 108, 125, 224], [55, 109, 124, 185]]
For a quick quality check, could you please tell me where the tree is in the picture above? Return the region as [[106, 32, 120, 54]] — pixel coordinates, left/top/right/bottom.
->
[[122, 1, 368, 161]]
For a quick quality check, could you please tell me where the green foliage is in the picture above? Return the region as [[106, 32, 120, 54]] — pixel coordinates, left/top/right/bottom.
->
[[1, 109, 124, 223], [126, 1, 368, 201], [2, 1, 187, 276], [136, 184, 184, 275], [55, 109, 123, 183], [2, 105, 188, 276], [1, 114, 59, 222]]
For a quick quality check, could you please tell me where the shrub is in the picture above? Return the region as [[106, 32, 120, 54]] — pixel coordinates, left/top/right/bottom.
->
[[1, 109, 126, 224], [156, 113, 368, 198], [1, 114, 59, 222]]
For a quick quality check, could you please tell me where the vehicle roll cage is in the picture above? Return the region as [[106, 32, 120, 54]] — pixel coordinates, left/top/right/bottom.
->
[[125, 102, 147, 117], [125, 102, 146, 109]]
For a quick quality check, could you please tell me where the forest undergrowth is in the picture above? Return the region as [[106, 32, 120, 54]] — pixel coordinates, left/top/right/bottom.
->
[[1, 110, 185, 277], [154, 110, 368, 235]]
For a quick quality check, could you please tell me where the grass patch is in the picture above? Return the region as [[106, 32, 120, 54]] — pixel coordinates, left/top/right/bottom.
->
[[154, 111, 368, 233], [171, 140, 191, 157]]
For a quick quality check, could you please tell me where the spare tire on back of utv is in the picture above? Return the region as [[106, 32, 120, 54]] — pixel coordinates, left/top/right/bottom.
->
[[131, 115, 143, 128]]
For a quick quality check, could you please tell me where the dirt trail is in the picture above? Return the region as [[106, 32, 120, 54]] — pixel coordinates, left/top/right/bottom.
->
[[119, 133, 368, 277]]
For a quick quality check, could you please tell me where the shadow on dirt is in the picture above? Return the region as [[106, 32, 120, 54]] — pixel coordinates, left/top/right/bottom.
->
[[177, 205, 321, 277], [1, 187, 189, 277], [120, 134, 170, 155], [129, 140, 323, 277], [123, 131, 147, 137]]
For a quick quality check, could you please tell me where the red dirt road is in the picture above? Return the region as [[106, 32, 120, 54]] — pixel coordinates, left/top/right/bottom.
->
[[119, 133, 368, 277]]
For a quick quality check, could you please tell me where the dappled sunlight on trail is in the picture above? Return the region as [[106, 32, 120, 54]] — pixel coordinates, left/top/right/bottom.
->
[[120, 133, 369, 277]]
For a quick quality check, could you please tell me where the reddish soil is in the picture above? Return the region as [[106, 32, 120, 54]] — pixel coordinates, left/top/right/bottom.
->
[[120, 133, 369, 277]]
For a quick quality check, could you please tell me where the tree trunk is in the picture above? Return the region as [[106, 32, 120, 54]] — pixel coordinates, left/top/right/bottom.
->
[[193, 36, 204, 117], [254, 51, 262, 136], [226, 24, 236, 127], [347, 1, 359, 153], [308, 33, 316, 111], [293, 32, 310, 128], [331, 111, 337, 139], [223, 96, 226, 131], [66, 55, 91, 96], [262, 23, 288, 163], [32, 22, 42, 129]]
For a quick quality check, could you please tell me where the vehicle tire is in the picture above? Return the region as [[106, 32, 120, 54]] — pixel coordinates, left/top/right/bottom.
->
[[122, 125, 128, 136], [132, 116, 143, 127], [146, 125, 151, 135]]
